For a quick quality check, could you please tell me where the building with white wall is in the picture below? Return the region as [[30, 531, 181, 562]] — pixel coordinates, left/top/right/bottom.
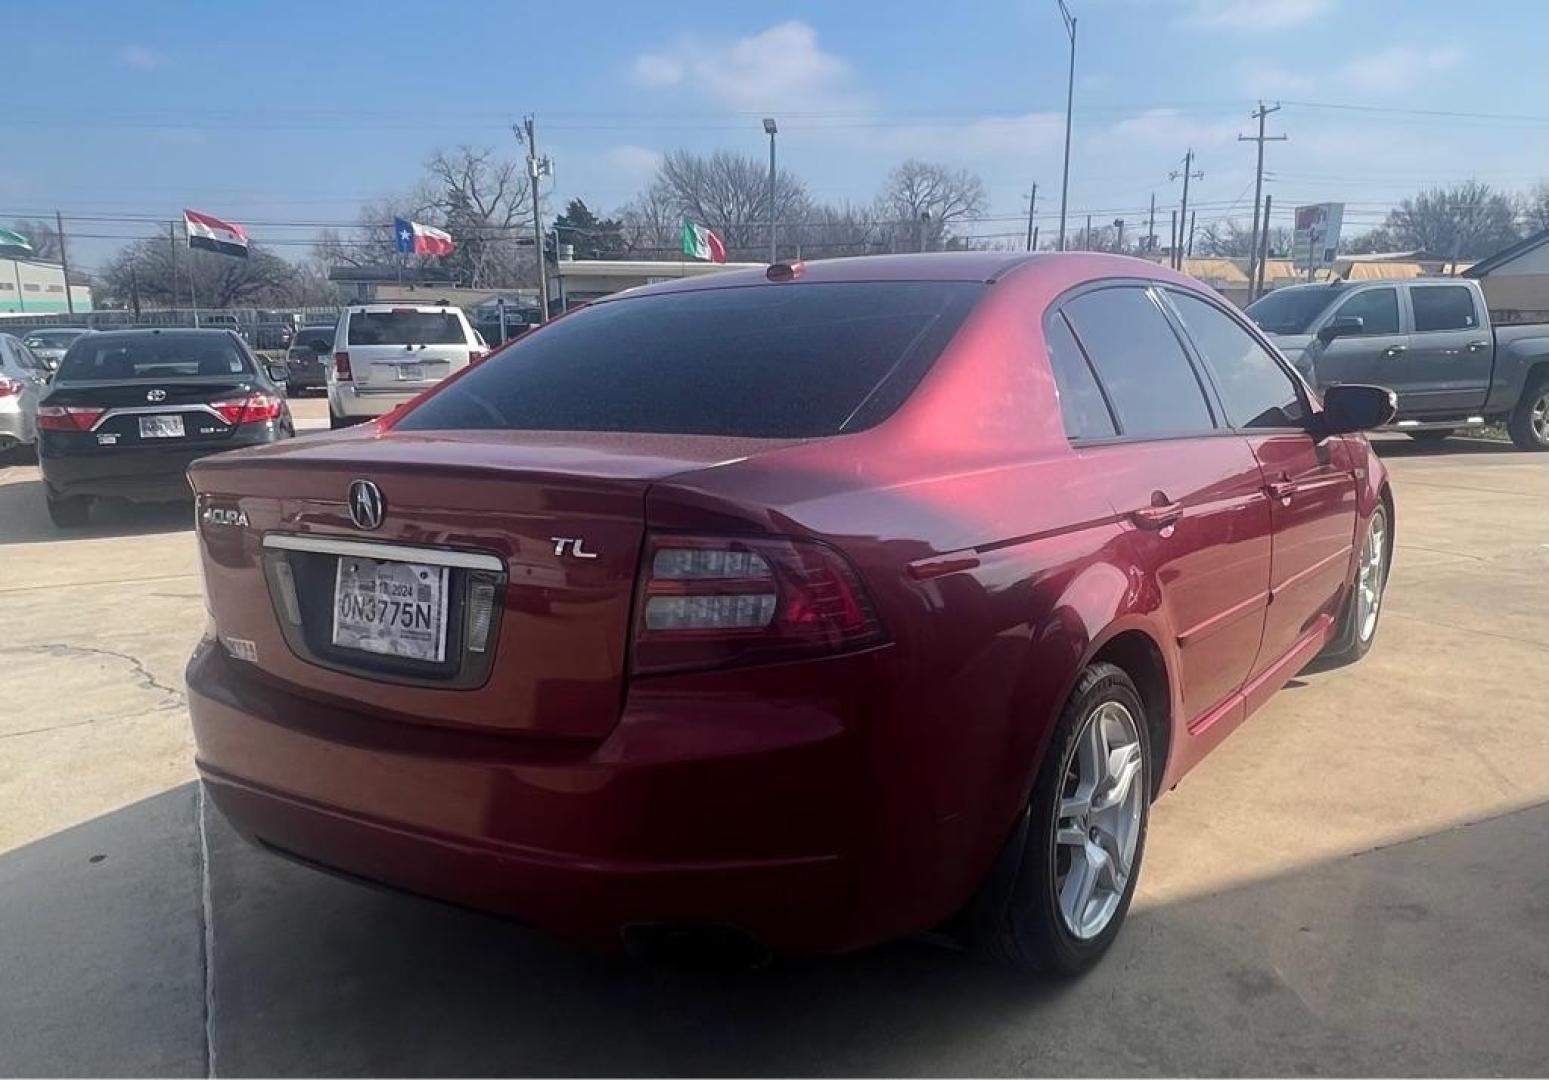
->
[[0, 257, 92, 315]]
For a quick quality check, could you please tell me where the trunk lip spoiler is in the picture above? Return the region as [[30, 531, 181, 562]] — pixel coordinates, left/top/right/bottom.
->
[[261, 532, 505, 572]]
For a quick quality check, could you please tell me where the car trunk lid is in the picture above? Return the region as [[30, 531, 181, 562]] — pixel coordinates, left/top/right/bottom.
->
[[188, 429, 797, 740]]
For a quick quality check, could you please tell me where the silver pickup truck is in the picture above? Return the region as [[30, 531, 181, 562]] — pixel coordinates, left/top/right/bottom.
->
[[1246, 277, 1549, 450]]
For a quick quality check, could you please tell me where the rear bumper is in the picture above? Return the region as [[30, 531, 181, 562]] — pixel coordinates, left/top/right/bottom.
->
[[0, 401, 32, 446], [328, 383, 429, 418], [284, 364, 325, 389], [40, 426, 287, 501], [186, 640, 906, 953]]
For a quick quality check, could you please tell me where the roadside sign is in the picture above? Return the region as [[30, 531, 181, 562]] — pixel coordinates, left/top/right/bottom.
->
[[1293, 203, 1345, 272]]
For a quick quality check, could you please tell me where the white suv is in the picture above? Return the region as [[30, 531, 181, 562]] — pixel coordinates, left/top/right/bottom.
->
[[327, 304, 487, 428]]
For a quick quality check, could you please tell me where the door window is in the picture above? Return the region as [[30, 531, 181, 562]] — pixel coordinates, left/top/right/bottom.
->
[[1168, 292, 1306, 430], [1044, 311, 1117, 439], [1410, 286, 1478, 332], [1329, 288, 1399, 335], [1060, 287, 1215, 437]]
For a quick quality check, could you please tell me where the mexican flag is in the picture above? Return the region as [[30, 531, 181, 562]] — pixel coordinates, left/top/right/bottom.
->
[[0, 227, 32, 254], [681, 219, 727, 264]]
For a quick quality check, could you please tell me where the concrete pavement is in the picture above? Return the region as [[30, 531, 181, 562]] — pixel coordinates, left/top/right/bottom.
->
[[1, 434, 1545, 1076]]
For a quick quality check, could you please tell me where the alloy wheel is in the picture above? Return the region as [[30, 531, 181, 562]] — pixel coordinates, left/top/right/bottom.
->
[[1357, 509, 1388, 643], [1053, 700, 1145, 940], [1531, 391, 1549, 446]]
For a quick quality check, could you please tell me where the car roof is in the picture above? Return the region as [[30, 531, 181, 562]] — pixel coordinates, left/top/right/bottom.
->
[[347, 303, 462, 313], [78, 328, 244, 345], [613, 251, 1202, 301]]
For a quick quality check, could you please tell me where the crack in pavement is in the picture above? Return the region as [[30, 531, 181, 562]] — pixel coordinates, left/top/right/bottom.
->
[[0, 642, 188, 705]]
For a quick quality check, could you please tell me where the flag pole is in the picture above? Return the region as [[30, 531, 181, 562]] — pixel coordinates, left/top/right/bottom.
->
[[183, 218, 200, 328]]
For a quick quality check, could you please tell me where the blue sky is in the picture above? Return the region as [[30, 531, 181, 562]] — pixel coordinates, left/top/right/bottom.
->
[[4, 0, 1546, 272]]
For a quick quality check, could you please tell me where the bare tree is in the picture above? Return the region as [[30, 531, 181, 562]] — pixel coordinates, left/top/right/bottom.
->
[[7, 218, 62, 260], [874, 160, 987, 252], [99, 238, 303, 309], [1382, 181, 1521, 260], [1519, 182, 1549, 234], [642, 149, 811, 260], [619, 184, 681, 257], [423, 146, 534, 287], [1198, 219, 1292, 259]]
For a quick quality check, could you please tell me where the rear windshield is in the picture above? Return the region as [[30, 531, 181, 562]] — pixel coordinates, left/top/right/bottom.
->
[[1245, 287, 1340, 335], [347, 311, 464, 346], [394, 281, 982, 438], [56, 335, 252, 381], [292, 328, 335, 350]]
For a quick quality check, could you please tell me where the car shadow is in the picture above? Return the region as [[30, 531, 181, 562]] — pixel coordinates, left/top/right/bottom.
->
[[1369, 435, 1519, 458], [3, 785, 1545, 1076], [0, 477, 192, 545]]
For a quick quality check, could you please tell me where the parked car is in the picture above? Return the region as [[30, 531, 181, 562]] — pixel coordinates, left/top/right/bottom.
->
[[38, 328, 294, 526], [20, 326, 93, 371], [325, 303, 488, 429], [1247, 277, 1549, 449], [186, 253, 1395, 974], [0, 332, 51, 456], [283, 326, 336, 396]]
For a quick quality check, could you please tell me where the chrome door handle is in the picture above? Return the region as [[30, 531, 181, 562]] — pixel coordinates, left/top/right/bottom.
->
[[1466, 340, 1489, 352], [1265, 480, 1295, 504], [1130, 502, 1183, 530], [1383, 345, 1406, 358]]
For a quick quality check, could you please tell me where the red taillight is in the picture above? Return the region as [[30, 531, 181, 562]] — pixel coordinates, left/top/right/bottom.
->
[[209, 393, 283, 425], [333, 351, 352, 380], [468, 350, 489, 366], [631, 534, 885, 675], [36, 405, 104, 431], [0, 377, 21, 398]]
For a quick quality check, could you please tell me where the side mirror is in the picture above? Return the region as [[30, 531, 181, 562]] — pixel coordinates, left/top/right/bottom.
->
[[265, 362, 288, 384], [1319, 383, 1397, 435], [1317, 315, 1364, 343]]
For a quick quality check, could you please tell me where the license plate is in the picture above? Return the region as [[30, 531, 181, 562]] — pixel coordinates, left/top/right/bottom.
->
[[331, 557, 449, 662], [397, 363, 424, 382], [138, 414, 185, 438]]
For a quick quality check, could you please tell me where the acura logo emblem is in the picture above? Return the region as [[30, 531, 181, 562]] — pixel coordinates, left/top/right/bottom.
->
[[347, 479, 385, 530], [146, 388, 167, 402]]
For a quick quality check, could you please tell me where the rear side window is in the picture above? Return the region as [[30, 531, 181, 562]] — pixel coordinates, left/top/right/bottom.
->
[[395, 282, 981, 438], [1411, 286, 1477, 332], [56, 335, 250, 381], [347, 311, 465, 346], [1044, 312, 1116, 439], [1060, 287, 1214, 437], [1168, 292, 1305, 429]]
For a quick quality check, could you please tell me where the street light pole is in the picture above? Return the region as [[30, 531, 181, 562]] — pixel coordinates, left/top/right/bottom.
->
[[1056, 0, 1077, 252], [763, 118, 778, 263]]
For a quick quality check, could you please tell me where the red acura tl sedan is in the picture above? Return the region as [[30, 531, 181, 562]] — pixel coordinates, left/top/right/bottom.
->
[[187, 253, 1396, 974]]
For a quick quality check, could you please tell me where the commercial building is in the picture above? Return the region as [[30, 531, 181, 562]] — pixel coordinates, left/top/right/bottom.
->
[[547, 258, 766, 309], [1465, 228, 1549, 323], [0, 256, 92, 315]]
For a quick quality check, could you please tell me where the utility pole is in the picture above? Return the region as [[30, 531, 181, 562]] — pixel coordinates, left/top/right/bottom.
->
[[1147, 193, 1157, 253], [1169, 149, 1202, 270], [169, 221, 178, 314], [516, 116, 551, 322], [1024, 182, 1038, 252], [1188, 210, 1197, 257], [1031, 225, 1040, 252], [1056, 0, 1077, 251], [1084, 214, 1092, 250], [54, 210, 74, 315], [1238, 101, 1285, 302], [1256, 194, 1273, 295], [1170, 210, 1179, 268], [1113, 218, 1125, 252]]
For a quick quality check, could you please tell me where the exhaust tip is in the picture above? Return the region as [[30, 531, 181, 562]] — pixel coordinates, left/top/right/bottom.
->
[[621, 924, 773, 971]]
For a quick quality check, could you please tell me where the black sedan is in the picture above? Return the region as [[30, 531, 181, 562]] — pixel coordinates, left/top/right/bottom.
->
[[37, 329, 294, 527]]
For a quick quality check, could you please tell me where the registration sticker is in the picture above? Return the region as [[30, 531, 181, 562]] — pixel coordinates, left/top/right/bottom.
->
[[331, 557, 449, 662]]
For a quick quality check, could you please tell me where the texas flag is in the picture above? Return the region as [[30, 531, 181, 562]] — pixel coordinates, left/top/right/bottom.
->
[[394, 217, 455, 257]]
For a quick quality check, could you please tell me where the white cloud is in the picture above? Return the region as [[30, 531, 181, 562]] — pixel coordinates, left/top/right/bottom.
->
[[629, 21, 864, 113], [1182, 0, 1335, 30], [118, 44, 163, 71], [608, 144, 664, 180], [1097, 108, 1240, 151], [1337, 45, 1463, 94]]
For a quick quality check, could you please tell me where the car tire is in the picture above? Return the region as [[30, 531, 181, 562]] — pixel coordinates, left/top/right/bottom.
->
[[1406, 429, 1453, 443], [985, 661, 1151, 977], [285, 381, 299, 398], [46, 492, 91, 528], [329, 409, 351, 430], [1316, 501, 1391, 667], [1507, 374, 1549, 451]]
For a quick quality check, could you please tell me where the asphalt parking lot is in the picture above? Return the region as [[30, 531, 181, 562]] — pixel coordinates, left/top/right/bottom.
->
[[1, 417, 1545, 1076]]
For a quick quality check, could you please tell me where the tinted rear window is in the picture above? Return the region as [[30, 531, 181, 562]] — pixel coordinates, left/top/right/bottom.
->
[[56, 335, 251, 381], [395, 282, 981, 438], [348, 311, 465, 346], [24, 329, 86, 348], [293, 329, 335, 350], [1411, 285, 1478, 332]]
